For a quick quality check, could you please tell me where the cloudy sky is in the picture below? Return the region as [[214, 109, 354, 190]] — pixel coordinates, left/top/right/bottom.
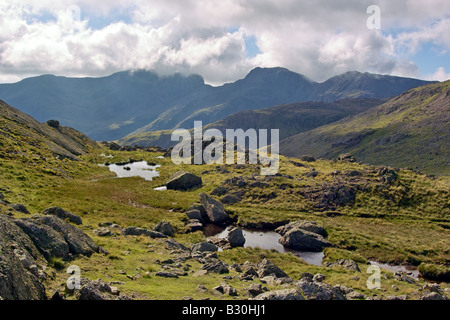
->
[[1, 0, 449, 85]]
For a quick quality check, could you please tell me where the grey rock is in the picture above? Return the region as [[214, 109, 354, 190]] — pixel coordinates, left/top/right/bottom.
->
[[186, 219, 203, 232], [247, 283, 264, 297], [313, 274, 326, 283], [346, 290, 367, 300], [253, 289, 304, 300], [166, 171, 202, 191], [185, 209, 205, 224], [154, 221, 175, 237], [279, 228, 331, 252], [199, 193, 229, 225], [164, 238, 190, 252], [257, 259, 288, 278], [192, 242, 218, 253], [297, 279, 347, 300], [122, 226, 167, 239], [420, 292, 448, 300], [93, 227, 112, 237], [42, 207, 82, 225], [155, 271, 179, 278], [276, 220, 327, 237], [386, 295, 408, 300], [202, 260, 229, 274], [0, 214, 47, 300], [213, 283, 238, 296], [77, 278, 113, 300], [14, 218, 70, 260], [227, 227, 245, 248], [37, 215, 99, 256], [324, 259, 361, 272]]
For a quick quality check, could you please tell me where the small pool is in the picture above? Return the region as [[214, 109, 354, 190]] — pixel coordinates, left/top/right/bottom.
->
[[107, 161, 161, 181], [205, 225, 325, 266]]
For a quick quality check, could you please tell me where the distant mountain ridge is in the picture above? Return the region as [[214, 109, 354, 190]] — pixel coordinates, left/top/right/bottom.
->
[[279, 81, 450, 175], [0, 67, 433, 141], [118, 98, 385, 148]]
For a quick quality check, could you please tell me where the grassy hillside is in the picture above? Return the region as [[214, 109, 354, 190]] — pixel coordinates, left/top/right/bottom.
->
[[280, 81, 450, 175], [118, 98, 384, 148], [1, 99, 449, 300]]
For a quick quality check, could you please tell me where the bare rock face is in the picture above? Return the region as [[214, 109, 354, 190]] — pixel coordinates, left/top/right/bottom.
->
[[0, 214, 47, 300], [199, 193, 229, 225], [166, 171, 202, 191]]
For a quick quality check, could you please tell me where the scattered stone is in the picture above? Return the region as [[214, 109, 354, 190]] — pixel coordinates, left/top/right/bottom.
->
[[196, 285, 208, 293], [221, 194, 241, 204], [337, 153, 356, 162], [42, 207, 82, 225], [297, 278, 347, 300], [247, 283, 264, 297], [155, 271, 179, 278], [166, 171, 202, 191], [192, 242, 218, 253], [227, 227, 245, 248], [164, 238, 190, 252], [154, 221, 175, 237], [122, 226, 167, 239], [386, 295, 406, 300], [313, 274, 326, 283], [346, 291, 366, 300], [213, 283, 238, 296], [324, 259, 361, 272], [253, 289, 304, 300], [420, 292, 448, 300], [186, 219, 203, 232], [192, 270, 208, 277], [202, 260, 229, 274], [93, 227, 112, 237], [199, 193, 230, 225], [185, 209, 206, 224]]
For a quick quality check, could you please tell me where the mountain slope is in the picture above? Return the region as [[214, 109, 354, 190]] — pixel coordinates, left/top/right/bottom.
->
[[118, 98, 384, 148], [279, 81, 450, 175], [0, 99, 99, 161], [0, 68, 432, 141]]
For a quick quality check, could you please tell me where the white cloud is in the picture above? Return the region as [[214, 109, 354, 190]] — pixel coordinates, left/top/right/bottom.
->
[[0, 0, 449, 84], [425, 67, 450, 81]]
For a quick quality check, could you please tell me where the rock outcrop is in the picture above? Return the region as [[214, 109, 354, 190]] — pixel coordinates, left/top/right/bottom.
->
[[199, 193, 230, 225], [166, 171, 202, 191]]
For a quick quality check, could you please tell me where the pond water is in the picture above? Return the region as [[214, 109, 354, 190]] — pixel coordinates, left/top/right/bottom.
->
[[107, 161, 161, 181], [369, 261, 420, 279], [204, 225, 325, 266]]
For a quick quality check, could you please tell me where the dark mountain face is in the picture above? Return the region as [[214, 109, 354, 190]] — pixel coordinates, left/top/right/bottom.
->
[[0, 68, 432, 141]]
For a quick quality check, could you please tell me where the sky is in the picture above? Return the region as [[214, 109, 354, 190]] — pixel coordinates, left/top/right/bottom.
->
[[0, 0, 449, 85]]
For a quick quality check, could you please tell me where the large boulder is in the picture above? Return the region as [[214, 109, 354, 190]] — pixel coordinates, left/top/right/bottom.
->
[[276, 220, 327, 237], [0, 214, 47, 300], [14, 218, 70, 260], [154, 221, 175, 237], [166, 171, 202, 191], [37, 215, 99, 256], [227, 227, 246, 248], [42, 207, 82, 225], [257, 259, 288, 278], [279, 228, 331, 252], [199, 193, 229, 225], [192, 242, 218, 253]]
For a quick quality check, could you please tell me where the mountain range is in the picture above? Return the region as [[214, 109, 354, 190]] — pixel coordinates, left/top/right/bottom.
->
[[0, 67, 432, 142]]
